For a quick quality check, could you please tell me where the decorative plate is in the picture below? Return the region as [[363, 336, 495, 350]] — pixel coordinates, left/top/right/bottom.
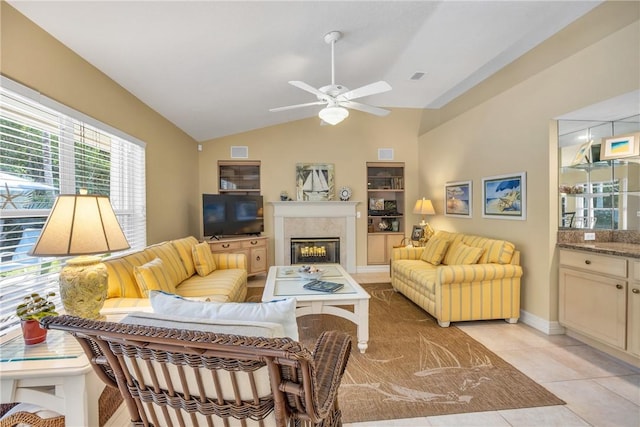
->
[[339, 186, 352, 201]]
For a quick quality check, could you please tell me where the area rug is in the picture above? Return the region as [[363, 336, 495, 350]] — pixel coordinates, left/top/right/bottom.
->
[[249, 282, 565, 423]]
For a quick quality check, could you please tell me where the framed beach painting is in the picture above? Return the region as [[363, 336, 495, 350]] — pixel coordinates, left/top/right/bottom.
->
[[600, 132, 640, 160], [444, 180, 472, 218], [295, 163, 334, 201], [482, 172, 526, 220]]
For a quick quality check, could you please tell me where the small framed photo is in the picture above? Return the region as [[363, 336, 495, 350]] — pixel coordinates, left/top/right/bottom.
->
[[444, 180, 472, 218], [571, 140, 593, 165], [482, 172, 526, 220], [369, 198, 384, 211], [600, 132, 640, 160], [411, 225, 424, 241]]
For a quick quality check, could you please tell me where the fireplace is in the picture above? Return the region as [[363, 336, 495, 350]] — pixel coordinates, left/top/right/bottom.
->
[[271, 201, 358, 272], [291, 237, 340, 264]]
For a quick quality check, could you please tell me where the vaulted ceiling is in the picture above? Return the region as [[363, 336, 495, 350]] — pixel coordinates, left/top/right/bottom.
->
[[9, 1, 603, 141]]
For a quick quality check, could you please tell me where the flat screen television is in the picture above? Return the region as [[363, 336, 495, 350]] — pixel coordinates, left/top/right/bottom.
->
[[202, 194, 264, 238]]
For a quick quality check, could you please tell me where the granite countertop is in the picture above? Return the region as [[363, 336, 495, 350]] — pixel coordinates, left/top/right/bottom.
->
[[557, 242, 640, 259]]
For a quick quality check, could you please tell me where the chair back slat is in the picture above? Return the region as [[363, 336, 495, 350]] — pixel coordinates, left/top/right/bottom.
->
[[41, 315, 351, 427]]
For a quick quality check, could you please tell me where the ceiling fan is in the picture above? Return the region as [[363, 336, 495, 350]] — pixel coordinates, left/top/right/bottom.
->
[[270, 30, 392, 125]]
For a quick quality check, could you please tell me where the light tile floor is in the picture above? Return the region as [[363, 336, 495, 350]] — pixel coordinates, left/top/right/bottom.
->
[[106, 272, 640, 427]]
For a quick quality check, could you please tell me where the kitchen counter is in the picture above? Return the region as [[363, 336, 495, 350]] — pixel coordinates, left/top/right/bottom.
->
[[557, 242, 640, 259]]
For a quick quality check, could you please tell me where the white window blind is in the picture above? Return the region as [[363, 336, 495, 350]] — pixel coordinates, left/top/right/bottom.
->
[[0, 77, 146, 337]]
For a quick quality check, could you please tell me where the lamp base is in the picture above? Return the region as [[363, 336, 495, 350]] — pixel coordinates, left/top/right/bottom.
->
[[59, 255, 107, 320]]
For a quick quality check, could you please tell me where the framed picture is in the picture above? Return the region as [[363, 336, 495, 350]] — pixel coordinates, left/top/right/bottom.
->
[[571, 140, 593, 165], [482, 172, 526, 220], [600, 132, 640, 160], [444, 180, 472, 218], [369, 198, 384, 211], [411, 225, 424, 241], [295, 163, 334, 201]]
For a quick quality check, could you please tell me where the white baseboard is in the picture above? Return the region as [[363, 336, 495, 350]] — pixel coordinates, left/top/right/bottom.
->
[[356, 265, 390, 274], [520, 310, 565, 335]]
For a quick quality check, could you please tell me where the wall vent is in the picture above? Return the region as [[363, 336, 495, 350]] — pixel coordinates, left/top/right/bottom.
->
[[378, 148, 394, 160], [231, 146, 248, 159]]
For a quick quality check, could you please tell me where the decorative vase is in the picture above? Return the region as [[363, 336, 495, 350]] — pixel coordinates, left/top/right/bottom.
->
[[21, 319, 47, 345]]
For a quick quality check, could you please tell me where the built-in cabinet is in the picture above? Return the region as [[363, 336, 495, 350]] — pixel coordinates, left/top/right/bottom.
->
[[208, 235, 268, 276], [559, 248, 639, 366], [366, 162, 404, 265], [218, 161, 261, 194]]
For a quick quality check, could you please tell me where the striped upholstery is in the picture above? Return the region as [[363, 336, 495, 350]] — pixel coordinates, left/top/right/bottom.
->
[[192, 242, 217, 276], [391, 231, 522, 327], [443, 242, 484, 265], [133, 257, 177, 297], [105, 237, 248, 308], [105, 251, 153, 298], [420, 237, 450, 265], [171, 236, 199, 276], [144, 242, 189, 285]]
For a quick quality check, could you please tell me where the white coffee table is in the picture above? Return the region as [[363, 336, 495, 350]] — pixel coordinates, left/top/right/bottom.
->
[[263, 264, 370, 353]]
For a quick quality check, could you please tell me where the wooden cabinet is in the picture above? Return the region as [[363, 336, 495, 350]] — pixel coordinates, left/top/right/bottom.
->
[[559, 248, 639, 366], [367, 162, 404, 265], [208, 236, 268, 276], [218, 161, 261, 194]]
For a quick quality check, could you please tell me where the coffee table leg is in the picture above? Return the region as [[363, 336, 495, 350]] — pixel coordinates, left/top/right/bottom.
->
[[355, 299, 369, 353]]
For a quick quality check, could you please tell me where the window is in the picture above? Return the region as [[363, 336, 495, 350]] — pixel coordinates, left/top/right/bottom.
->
[[569, 180, 620, 229], [0, 77, 146, 337]]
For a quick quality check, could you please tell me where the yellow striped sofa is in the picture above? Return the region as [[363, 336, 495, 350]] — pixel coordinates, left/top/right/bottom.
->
[[391, 231, 522, 327], [102, 236, 248, 312]]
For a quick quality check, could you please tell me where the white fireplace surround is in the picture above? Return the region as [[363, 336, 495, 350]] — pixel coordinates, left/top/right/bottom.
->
[[271, 201, 358, 273]]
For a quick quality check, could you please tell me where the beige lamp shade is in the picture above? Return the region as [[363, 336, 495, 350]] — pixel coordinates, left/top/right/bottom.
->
[[413, 198, 435, 216], [30, 194, 130, 256]]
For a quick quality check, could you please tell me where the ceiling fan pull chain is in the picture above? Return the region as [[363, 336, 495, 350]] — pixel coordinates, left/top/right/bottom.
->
[[330, 37, 335, 86]]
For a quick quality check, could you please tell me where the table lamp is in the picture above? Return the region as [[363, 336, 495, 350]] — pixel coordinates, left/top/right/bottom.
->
[[30, 193, 130, 320], [413, 198, 436, 240]]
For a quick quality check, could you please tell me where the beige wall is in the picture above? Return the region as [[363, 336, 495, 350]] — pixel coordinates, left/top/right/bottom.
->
[[198, 109, 423, 267], [418, 17, 639, 324], [0, 2, 200, 244]]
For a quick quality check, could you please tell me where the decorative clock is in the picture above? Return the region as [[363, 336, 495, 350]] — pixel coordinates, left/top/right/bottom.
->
[[339, 186, 352, 201]]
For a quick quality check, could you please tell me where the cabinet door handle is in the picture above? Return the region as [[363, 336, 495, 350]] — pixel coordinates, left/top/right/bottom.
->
[[256, 256, 261, 261], [616, 284, 623, 290], [222, 243, 230, 248], [584, 260, 591, 265], [251, 240, 258, 245], [633, 288, 640, 294]]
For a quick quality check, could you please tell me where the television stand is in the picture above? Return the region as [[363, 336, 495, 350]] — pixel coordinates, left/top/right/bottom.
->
[[206, 235, 268, 277]]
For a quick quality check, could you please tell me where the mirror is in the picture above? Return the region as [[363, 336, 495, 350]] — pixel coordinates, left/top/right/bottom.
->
[[558, 116, 640, 231]]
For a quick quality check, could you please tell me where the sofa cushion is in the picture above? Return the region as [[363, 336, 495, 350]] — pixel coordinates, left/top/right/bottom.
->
[[150, 291, 299, 340], [192, 242, 217, 276], [134, 257, 177, 297], [444, 241, 484, 265], [105, 251, 153, 298], [121, 312, 286, 338], [171, 236, 199, 277], [144, 242, 189, 285], [420, 236, 450, 265], [176, 269, 247, 302], [462, 235, 516, 264]]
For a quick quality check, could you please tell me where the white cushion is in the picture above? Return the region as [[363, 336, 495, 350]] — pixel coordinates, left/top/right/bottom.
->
[[149, 291, 299, 340], [121, 312, 286, 338]]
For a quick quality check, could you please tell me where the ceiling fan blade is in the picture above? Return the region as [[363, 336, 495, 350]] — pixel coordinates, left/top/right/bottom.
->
[[341, 101, 390, 117], [338, 81, 392, 101], [269, 101, 326, 112], [288, 81, 329, 100]]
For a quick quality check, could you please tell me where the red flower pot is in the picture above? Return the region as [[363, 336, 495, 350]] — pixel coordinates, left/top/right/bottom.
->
[[21, 319, 47, 345]]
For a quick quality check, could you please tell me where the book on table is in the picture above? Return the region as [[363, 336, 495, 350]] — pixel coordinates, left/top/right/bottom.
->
[[303, 280, 344, 293]]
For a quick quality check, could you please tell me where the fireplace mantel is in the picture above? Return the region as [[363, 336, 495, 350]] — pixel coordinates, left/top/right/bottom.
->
[[271, 201, 358, 272]]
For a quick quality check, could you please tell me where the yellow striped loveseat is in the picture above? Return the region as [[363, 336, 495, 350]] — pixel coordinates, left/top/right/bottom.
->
[[102, 236, 248, 312], [391, 231, 522, 327]]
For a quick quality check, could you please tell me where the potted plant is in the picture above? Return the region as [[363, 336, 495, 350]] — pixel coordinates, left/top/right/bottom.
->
[[16, 292, 58, 345]]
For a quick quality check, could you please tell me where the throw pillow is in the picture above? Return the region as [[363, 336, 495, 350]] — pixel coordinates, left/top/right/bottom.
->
[[149, 290, 299, 340], [133, 257, 176, 297], [192, 242, 217, 276], [445, 242, 485, 265], [420, 237, 450, 265], [121, 312, 286, 338]]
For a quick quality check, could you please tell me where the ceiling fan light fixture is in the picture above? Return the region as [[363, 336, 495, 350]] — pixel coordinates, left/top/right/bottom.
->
[[319, 106, 349, 125]]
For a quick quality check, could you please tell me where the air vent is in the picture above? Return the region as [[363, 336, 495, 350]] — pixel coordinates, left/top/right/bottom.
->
[[230, 146, 248, 159], [410, 72, 425, 81], [378, 148, 394, 160]]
